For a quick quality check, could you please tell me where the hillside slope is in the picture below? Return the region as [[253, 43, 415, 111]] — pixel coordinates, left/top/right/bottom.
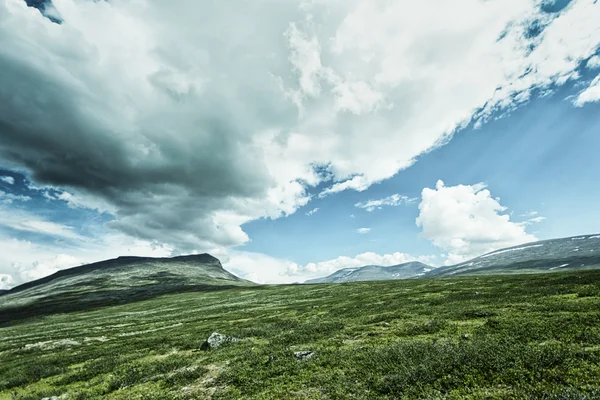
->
[[2, 269, 600, 399], [426, 234, 600, 278], [304, 261, 432, 284], [0, 254, 252, 323]]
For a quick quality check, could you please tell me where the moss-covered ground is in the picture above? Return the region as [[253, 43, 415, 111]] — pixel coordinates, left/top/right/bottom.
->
[[2, 270, 600, 399]]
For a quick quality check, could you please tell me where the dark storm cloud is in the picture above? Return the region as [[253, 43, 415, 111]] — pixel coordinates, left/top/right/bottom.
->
[[0, 0, 299, 250]]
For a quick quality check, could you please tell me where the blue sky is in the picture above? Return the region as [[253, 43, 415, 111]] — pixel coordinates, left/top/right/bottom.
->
[[1, 0, 599, 287]]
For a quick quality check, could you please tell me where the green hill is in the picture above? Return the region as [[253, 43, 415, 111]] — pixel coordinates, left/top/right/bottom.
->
[[0, 254, 252, 325]]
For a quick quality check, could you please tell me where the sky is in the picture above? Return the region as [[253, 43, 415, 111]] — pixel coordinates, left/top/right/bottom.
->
[[0, 0, 599, 288]]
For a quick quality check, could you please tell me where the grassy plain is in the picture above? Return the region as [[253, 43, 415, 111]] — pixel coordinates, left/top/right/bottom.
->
[[2, 270, 600, 399]]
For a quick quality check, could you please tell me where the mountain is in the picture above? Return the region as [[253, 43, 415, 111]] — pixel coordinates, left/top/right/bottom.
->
[[425, 234, 600, 278], [0, 254, 252, 324], [304, 261, 432, 284]]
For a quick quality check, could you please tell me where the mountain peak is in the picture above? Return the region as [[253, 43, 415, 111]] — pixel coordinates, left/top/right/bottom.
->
[[116, 253, 221, 265]]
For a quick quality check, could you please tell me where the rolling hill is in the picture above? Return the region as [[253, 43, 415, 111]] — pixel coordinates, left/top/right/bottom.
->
[[425, 234, 600, 278], [0, 254, 252, 324], [304, 261, 432, 284]]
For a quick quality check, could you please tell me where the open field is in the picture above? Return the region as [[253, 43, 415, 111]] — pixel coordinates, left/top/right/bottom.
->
[[2, 270, 600, 399]]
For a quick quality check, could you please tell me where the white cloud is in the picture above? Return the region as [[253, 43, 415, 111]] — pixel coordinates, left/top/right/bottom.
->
[[355, 193, 416, 212], [574, 74, 600, 106], [0, 233, 173, 289], [0, 176, 14, 184], [587, 55, 600, 69], [214, 248, 438, 284], [217, 250, 302, 284], [0, 274, 13, 290], [43, 189, 116, 214], [0, 190, 30, 204], [356, 228, 371, 234], [288, 251, 437, 279], [0, 207, 81, 240], [0, 0, 598, 256], [305, 207, 319, 216], [524, 216, 546, 224], [521, 210, 538, 217], [416, 180, 537, 265], [18, 254, 82, 283]]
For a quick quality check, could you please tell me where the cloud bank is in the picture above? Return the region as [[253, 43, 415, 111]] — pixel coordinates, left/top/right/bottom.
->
[[0, 0, 599, 257]]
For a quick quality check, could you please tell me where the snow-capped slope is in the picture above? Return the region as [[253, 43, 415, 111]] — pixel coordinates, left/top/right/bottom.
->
[[425, 234, 600, 278]]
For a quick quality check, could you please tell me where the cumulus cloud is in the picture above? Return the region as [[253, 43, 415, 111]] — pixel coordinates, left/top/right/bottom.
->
[[0, 0, 599, 256], [355, 194, 417, 212], [356, 228, 371, 234], [416, 180, 537, 265], [587, 55, 600, 69], [0, 176, 14, 184], [211, 247, 438, 284], [574, 74, 600, 106]]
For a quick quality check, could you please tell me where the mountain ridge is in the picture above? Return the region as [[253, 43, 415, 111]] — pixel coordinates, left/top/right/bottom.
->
[[304, 261, 432, 284], [2, 253, 224, 296], [0, 253, 252, 324], [425, 234, 600, 278], [304, 234, 600, 284]]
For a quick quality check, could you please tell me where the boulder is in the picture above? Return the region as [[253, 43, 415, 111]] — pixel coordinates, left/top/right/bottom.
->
[[294, 350, 317, 361], [200, 332, 238, 350]]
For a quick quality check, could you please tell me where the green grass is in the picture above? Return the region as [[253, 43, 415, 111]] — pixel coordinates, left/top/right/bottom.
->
[[2, 270, 600, 399]]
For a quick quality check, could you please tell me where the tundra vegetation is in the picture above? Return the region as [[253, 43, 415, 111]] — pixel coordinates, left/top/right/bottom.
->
[[2, 269, 600, 399]]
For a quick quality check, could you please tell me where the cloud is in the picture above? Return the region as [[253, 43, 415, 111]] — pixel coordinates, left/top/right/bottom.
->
[[0, 274, 13, 290], [574, 74, 600, 106], [0, 176, 14, 184], [587, 55, 600, 69], [416, 180, 537, 265], [355, 194, 417, 212], [0, 233, 173, 289], [287, 251, 437, 279], [42, 188, 115, 213], [0, 190, 31, 204], [524, 216, 546, 224], [305, 207, 319, 216], [356, 228, 371, 234], [0, 0, 599, 255], [0, 205, 81, 240], [521, 210, 538, 217]]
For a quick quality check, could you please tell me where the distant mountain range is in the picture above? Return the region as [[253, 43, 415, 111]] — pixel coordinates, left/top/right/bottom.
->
[[304, 261, 432, 284], [425, 234, 600, 278], [304, 234, 600, 283]]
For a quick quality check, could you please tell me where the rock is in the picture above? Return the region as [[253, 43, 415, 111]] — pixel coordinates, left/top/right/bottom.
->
[[294, 350, 317, 361], [460, 333, 470, 341], [379, 322, 390, 327], [200, 332, 238, 350]]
